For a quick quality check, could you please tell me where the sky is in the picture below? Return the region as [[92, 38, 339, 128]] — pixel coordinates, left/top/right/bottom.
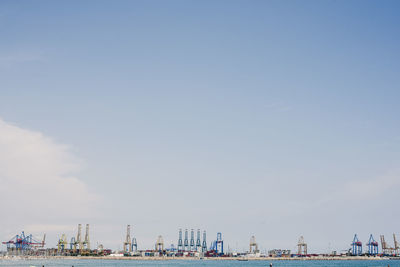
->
[[0, 0, 400, 253]]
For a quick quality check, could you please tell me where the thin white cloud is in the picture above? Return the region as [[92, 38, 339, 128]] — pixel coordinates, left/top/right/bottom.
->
[[264, 101, 292, 112], [0, 118, 99, 243], [0, 51, 44, 68], [312, 171, 400, 209]]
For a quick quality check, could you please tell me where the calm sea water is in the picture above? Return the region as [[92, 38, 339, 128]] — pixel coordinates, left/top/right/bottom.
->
[[0, 259, 399, 267]]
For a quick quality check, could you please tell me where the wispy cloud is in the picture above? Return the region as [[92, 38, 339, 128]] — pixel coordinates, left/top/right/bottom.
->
[[313, 171, 400, 209], [264, 101, 292, 112], [0, 50, 44, 68], [0, 118, 100, 242]]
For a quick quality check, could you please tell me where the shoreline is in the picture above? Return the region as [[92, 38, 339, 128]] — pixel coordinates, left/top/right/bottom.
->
[[0, 256, 394, 261]]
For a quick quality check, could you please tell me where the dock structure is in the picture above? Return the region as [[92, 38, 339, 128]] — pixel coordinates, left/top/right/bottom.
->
[[196, 229, 201, 251], [297, 236, 307, 256], [57, 234, 68, 253], [351, 234, 362, 256], [394, 234, 399, 256], [83, 224, 90, 251], [132, 237, 138, 252], [155, 235, 164, 251], [123, 225, 132, 253], [190, 229, 195, 251], [250, 235, 259, 254], [380, 235, 394, 255], [184, 229, 189, 251], [2, 231, 45, 254], [5, 223, 400, 259], [366, 234, 378, 256], [177, 229, 183, 251], [209, 232, 224, 255], [75, 224, 83, 252], [202, 231, 207, 252]]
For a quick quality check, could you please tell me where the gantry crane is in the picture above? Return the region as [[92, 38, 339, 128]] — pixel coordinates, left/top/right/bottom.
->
[[297, 236, 307, 256]]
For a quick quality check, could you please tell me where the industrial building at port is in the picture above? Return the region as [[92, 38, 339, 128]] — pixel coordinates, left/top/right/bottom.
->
[[2, 225, 400, 259]]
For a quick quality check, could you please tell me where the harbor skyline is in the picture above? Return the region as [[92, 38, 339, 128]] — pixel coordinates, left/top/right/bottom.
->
[[1, 0, 400, 253]]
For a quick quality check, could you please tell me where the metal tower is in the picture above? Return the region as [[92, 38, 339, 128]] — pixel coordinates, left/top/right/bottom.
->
[[202, 231, 207, 252], [366, 234, 378, 255], [250, 235, 259, 254], [177, 229, 183, 251], [70, 237, 76, 251], [380, 235, 393, 255], [216, 232, 224, 255], [196, 229, 201, 251], [297, 236, 307, 256], [57, 234, 68, 253], [155, 235, 164, 251], [2, 231, 45, 253], [123, 225, 132, 253], [190, 229, 195, 251], [394, 234, 399, 256], [83, 224, 90, 250], [351, 234, 362, 256], [76, 224, 83, 252], [184, 229, 189, 251], [132, 237, 138, 252]]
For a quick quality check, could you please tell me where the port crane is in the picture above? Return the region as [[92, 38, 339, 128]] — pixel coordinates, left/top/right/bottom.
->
[[351, 234, 362, 256], [2, 231, 45, 251], [366, 234, 378, 256]]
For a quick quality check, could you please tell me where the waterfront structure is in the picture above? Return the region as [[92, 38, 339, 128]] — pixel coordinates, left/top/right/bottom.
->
[[394, 234, 399, 256], [132, 237, 138, 252], [351, 234, 362, 256], [155, 235, 164, 251], [123, 225, 132, 253], [177, 229, 183, 251], [184, 229, 189, 251], [380, 235, 394, 255], [297, 236, 307, 255], [75, 224, 83, 252], [196, 229, 201, 251], [268, 249, 291, 257], [209, 232, 224, 255], [57, 234, 68, 253], [190, 229, 195, 251], [83, 224, 90, 250], [202, 231, 207, 252], [249, 236, 259, 254], [2, 231, 45, 253], [366, 234, 378, 256]]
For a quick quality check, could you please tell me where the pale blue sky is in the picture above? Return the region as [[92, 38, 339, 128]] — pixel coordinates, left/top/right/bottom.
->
[[1, 0, 400, 252]]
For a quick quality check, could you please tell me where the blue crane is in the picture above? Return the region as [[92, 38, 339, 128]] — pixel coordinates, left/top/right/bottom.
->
[[367, 234, 378, 255], [351, 234, 362, 256]]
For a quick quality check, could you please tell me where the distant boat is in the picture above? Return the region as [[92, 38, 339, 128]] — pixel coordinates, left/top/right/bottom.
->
[[237, 257, 248, 261]]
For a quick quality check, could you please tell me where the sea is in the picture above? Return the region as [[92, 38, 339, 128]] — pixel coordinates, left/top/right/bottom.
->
[[0, 259, 399, 267]]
